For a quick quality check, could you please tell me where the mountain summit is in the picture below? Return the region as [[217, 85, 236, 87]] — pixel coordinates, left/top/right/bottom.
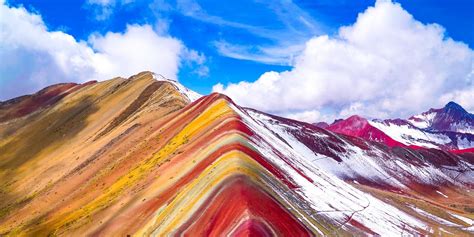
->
[[409, 101, 474, 134], [318, 101, 474, 151], [0, 72, 473, 236], [430, 101, 474, 133]]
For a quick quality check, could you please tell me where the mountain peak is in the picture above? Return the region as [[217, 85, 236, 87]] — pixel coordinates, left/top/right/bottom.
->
[[443, 101, 467, 114], [150, 72, 202, 102], [327, 115, 368, 134], [346, 115, 367, 122], [151, 72, 178, 82]]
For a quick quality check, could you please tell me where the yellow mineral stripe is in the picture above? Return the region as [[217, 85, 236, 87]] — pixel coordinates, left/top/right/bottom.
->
[[142, 131, 252, 198], [13, 98, 236, 235], [139, 150, 323, 236]]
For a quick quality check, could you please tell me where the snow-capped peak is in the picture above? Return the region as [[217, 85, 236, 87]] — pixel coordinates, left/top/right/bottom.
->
[[319, 102, 474, 150], [152, 73, 202, 102], [408, 110, 437, 129], [409, 101, 474, 134]]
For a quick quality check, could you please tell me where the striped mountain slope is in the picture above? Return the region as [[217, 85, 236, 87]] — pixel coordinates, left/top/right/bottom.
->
[[0, 72, 473, 236]]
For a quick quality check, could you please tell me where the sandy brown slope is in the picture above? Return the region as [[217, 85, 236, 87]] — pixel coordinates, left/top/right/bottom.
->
[[0, 72, 188, 235]]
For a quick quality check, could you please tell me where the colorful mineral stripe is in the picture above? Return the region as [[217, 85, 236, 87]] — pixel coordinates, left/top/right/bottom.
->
[[0, 72, 473, 236]]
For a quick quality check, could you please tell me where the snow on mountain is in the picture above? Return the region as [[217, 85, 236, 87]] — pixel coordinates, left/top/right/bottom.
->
[[241, 108, 474, 235], [409, 101, 474, 134], [368, 119, 452, 149], [409, 109, 439, 129], [321, 102, 474, 151], [152, 73, 202, 102]]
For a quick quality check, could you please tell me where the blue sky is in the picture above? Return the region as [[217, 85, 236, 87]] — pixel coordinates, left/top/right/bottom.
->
[[4, 0, 473, 94], [1, 0, 473, 121]]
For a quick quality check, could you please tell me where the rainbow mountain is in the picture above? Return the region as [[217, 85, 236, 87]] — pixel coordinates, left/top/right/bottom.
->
[[0, 72, 473, 236]]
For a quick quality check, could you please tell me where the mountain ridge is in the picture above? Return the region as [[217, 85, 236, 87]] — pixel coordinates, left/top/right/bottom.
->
[[409, 101, 474, 134], [1, 71, 473, 236], [318, 102, 474, 151]]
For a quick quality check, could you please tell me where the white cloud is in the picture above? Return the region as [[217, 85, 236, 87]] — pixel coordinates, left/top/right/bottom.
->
[[88, 24, 183, 80], [214, 0, 474, 121], [0, 2, 204, 100], [284, 110, 333, 124], [88, 0, 115, 5], [85, 0, 135, 20], [180, 48, 209, 77], [214, 41, 304, 66]]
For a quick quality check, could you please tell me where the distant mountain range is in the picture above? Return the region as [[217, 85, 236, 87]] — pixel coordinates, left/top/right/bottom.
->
[[317, 102, 474, 152], [0, 72, 473, 236]]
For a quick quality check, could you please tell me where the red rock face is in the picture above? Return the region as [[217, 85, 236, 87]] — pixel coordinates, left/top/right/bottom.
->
[[175, 176, 312, 237], [450, 147, 474, 154], [326, 115, 407, 148]]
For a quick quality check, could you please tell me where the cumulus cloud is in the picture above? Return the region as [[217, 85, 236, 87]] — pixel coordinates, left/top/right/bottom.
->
[[214, 0, 473, 122], [88, 25, 183, 80], [0, 2, 204, 100]]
